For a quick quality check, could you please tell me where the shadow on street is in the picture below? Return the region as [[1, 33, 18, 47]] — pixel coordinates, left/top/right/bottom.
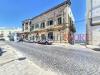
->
[[0, 48, 6, 56], [93, 48, 100, 51]]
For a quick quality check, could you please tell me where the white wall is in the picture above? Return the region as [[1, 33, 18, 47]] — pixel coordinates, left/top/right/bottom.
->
[[0, 28, 21, 41], [92, 0, 100, 23], [92, 26, 100, 46]]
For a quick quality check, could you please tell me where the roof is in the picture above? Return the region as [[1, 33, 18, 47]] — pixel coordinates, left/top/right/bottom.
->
[[22, 19, 31, 23], [31, 0, 71, 20]]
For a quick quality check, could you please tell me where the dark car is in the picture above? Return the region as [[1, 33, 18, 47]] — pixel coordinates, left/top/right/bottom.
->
[[38, 40, 52, 45], [0, 38, 5, 41]]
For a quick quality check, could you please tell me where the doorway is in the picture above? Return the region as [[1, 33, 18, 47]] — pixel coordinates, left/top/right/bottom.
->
[[48, 32, 53, 40]]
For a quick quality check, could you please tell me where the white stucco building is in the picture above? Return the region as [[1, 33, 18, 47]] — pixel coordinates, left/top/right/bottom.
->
[[0, 27, 21, 41], [86, 0, 100, 46]]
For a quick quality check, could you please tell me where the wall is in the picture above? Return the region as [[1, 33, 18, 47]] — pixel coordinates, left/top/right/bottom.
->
[[92, 26, 100, 46]]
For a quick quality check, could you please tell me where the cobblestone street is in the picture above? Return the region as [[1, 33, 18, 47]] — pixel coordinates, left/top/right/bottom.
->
[[0, 0, 100, 75], [7, 41, 100, 75], [0, 41, 57, 75]]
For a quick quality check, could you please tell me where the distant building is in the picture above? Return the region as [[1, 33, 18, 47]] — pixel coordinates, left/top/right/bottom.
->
[[86, 0, 100, 46], [0, 28, 21, 41], [22, 0, 76, 44]]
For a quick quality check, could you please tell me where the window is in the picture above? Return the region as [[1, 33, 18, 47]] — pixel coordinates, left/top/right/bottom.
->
[[41, 34, 46, 40], [32, 26, 34, 30], [30, 25, 34, 31], [58, 17, 62, 24], [25, 22, 28, 30], [48, 32, 53, 40], [33, 36, 34, 40], [25, 25, 28, 30], [40, 22, 45, 28], [36, 33, 39, 41], [22, 24, 24, 31], [0, 31, 4, 37], [35, 24, 39, 29], [48, 20, 53, 26], [29, 21, 31, 25]]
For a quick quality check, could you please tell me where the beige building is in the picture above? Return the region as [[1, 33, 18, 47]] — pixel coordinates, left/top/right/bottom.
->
[[86, 0, 100, 46], [22, 19, 31, 40], [22, 1, 76, 44]]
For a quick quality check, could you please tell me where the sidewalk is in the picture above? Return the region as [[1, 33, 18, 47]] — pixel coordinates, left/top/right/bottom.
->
[[0, 42, 57, 75], [53, 43, 87, 49], [52, 43, 100, 52], [86, 45, 100, 51]]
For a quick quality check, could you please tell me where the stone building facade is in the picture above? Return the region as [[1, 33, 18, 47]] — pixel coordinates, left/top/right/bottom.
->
[[86, 0, 100, 46], [22, 19, 31, 40], [22, 1, 76, 44]]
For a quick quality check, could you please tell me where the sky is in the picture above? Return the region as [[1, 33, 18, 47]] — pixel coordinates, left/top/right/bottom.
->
[[0, 0, 86, 33]]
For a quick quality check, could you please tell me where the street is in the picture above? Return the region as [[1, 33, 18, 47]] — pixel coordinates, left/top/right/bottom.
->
[[6, 41, 100, 75]]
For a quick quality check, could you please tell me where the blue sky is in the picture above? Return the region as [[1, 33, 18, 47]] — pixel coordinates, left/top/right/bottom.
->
[[0, 0, 86, 33]]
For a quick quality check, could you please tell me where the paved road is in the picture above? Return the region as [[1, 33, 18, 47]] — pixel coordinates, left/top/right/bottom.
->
[[6, 41, 100, 75]]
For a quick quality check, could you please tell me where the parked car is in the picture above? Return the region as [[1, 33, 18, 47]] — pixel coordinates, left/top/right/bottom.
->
[[38, 40, 53, 45], [0, 38, 5, 41]]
